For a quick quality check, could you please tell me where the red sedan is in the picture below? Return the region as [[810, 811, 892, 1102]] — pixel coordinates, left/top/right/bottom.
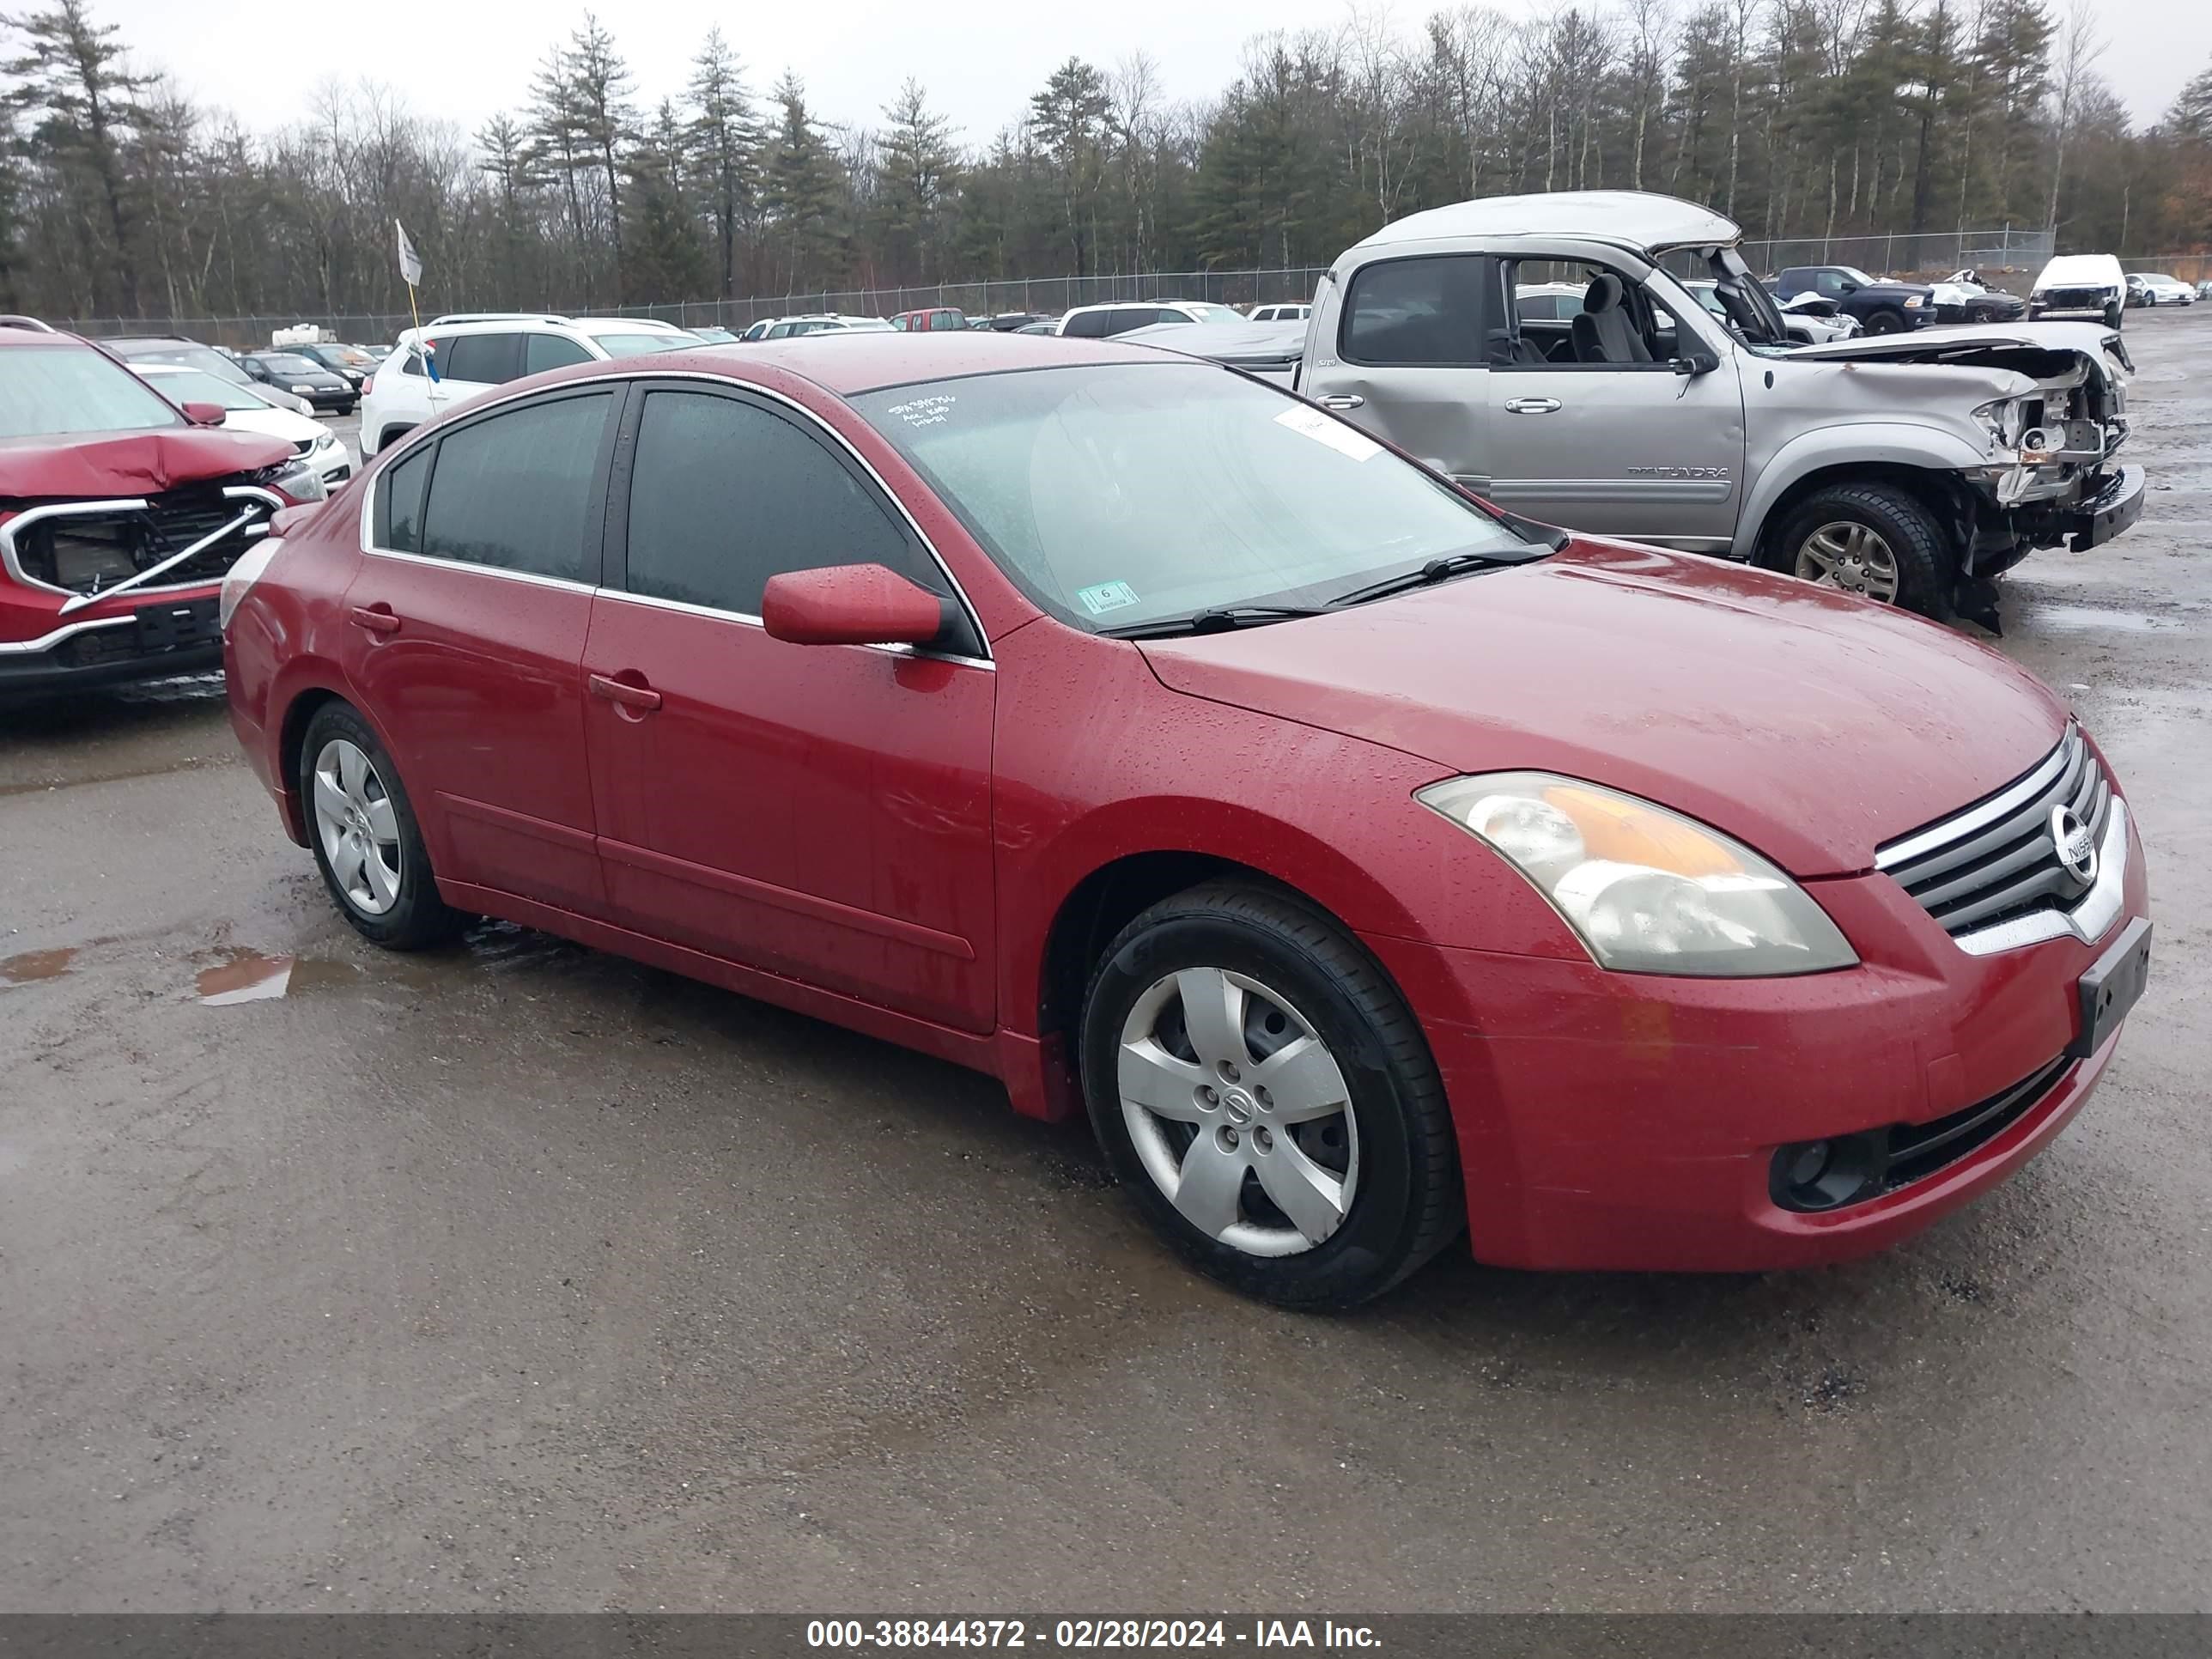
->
[[222, 335, 2151, 1308]]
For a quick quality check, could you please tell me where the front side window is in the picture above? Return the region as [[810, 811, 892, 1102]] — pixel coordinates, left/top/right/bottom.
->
[[416, 392, 613, 582], [525, 332, 594, 374], [0, 344, 184, 439], [1341, 255, 1492, 368], [441, 332, 520, 385], [854, 363, 1533, 634], [623, 388, 936, 617]]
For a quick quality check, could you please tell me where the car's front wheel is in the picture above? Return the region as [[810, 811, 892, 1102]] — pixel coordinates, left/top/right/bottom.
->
[[1863, 307, 1907, 335], [1079, 881, 1462, 1310], [299, 702, 468, 950], [1765, 482, 1953, 617]]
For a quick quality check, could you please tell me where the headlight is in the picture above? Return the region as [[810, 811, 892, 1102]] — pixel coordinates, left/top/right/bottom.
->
[[1972, 397, 2029, 449], [266, 458, 327, 502], [291, 383, 314, 394], [1904, 295, 1924, 307], [1415, 773, 1858, 977]]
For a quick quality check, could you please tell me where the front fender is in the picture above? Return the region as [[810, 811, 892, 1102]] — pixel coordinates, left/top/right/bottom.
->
[[1734, 420, 1990, 562]]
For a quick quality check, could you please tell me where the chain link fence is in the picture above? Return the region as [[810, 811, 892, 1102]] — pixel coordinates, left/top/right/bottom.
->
[[48, 230, 2133, 349]]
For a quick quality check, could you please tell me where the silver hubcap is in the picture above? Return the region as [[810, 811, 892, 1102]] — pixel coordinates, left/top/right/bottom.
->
[[1796, 521, 1900, 603], [311, 738, 403, 916], [1117, 967, 1358, 1257]]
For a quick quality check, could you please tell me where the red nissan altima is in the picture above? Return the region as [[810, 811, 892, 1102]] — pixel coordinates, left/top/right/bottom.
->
[[222, 335, 2151, 1308]]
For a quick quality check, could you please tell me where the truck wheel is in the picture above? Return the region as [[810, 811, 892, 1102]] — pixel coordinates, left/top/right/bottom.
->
[[1764, 483, 1953, 619], [1863, 307, 1907, 335]]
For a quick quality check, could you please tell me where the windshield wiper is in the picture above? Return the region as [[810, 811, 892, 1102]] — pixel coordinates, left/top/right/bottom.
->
[[1099, 604, 1332, 639], [1328, 544, 1551, 609]]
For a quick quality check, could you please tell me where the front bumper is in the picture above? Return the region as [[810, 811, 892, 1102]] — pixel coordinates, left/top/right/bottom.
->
[[0, 598, 224, 696], [2065, 464, 2146, 550], [1362, 814, 2149, 1273]]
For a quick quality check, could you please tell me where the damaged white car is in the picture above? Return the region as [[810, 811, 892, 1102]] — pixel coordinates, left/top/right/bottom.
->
[[1146, 191, 2142, 624]]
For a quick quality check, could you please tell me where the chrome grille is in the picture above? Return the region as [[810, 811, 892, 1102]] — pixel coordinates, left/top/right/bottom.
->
[[1876, 726, 2113, 943]]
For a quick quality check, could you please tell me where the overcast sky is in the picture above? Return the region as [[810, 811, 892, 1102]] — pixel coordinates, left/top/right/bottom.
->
[[92, 0, 2211, 155]]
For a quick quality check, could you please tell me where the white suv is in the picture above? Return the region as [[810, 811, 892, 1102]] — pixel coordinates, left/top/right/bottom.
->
[[359, 313, 697, 456], [1054, 300, 1245, 337]]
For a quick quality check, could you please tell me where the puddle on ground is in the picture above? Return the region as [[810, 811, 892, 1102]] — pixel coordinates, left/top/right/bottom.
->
[[193, 948, 361, 1006], [2021, 603, 2169, 635], [1, 947, 76, 985], [198, 951, 295, 1005]]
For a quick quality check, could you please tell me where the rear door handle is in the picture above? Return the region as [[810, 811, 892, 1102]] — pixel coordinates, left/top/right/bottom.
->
[[1315, 394, 1364, 410], [1503, 397, 1562, 415], [348, 605, 400, 635], [589, 672, 662, 714]]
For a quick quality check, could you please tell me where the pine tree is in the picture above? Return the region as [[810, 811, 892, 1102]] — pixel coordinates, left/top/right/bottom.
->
[[623, 100, 708, 302], [761, 73, 846, 295], [4, 0, 153, 314], [1029, 58, 1111, 273], [685, 27, 759, 299], [875, 79, 958, 284]]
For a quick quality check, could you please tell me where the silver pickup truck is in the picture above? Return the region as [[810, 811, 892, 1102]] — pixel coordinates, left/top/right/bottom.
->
[[1149, 191, 2143, 625]]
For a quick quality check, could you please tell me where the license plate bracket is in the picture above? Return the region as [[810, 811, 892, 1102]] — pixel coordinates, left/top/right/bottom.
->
[[2070, 915, 2152, 1058], [136, 597, 220, 650]]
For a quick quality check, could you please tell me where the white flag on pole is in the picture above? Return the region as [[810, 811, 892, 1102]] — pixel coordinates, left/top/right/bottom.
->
[[396, 220, 423, 289]]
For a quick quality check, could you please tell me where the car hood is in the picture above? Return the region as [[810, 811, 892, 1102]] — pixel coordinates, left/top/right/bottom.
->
[[1138, 540, 2068, 878], [1785, 319, 2118, 362], [1125, 319, 1308, 368], [0, 426, 293, 499]]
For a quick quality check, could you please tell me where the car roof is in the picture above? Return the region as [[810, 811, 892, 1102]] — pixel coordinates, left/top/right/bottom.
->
[[643, 332, 1173, 396], [0, 323, 88, 348], [1356, 191, 1741, 255]]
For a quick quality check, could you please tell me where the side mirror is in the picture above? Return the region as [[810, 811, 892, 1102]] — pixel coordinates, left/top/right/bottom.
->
[[1672, 351, 1721, 377], [762, 563, 948, 647], [1837, 279, 1860, 295], [180, 401, 228, 427]]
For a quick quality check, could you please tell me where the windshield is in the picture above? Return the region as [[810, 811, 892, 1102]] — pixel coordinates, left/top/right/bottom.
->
[[105, 340, 254, 386], [259, 354, 320, 374], [143, 368, 264, 411], [854, 364, 1534, 633], [0, 344, 185, 440], [590, 331, 698, 357], [1836, 266, 1877, 287], [1176, 303, 1245, 325]]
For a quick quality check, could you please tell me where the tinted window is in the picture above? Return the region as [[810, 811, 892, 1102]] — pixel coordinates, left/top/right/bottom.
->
[[624, 389, 933, 617], [442, 332, 522, 384], [525, 332, 594, 374], [1060, 309, 1110, 339], [380, 446, 432, 552], [418, 392, 612, 581], [1343, 255, 1492, 366]]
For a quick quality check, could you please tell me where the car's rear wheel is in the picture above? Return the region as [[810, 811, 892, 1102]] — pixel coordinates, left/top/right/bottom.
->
[[1079, 881, 1462, 1310], [1765, 482, 1952, 617], [300, 702, 467, 950], [1863, 307, 1907, 335]]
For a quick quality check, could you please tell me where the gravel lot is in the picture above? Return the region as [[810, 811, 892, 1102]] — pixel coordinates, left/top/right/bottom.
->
[[3, 311, 2209, 1612]]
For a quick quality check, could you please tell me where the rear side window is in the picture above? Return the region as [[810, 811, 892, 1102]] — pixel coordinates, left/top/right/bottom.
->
[[1060, 310, 1109, 339], [623, 388, 938, 617], [379, 446, 432, 552], [524, 332, 594, 374], [441, 332, 521, 385], [418, 392, 613, 582], [1341, 255, 1494, 368]]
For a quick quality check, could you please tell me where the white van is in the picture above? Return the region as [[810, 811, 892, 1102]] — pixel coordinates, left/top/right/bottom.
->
[[2028, 254, 2126, 328]]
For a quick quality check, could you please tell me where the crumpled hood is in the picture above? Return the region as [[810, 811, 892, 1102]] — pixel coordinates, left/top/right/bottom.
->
[[0, 427, 292, 500], [1784, 319, 2124, 368], [1139, 541, 2068, 877]]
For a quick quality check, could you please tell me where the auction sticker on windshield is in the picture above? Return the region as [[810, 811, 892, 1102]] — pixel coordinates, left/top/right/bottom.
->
[[1077, 581, 1141, 615], [1274, 404, 1381, 461]]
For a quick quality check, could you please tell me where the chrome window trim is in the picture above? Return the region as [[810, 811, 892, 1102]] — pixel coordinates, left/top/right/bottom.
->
[[1953, 799, 2129, 956], [1875, 726, 2077, 871], [356, 543, 599, 596], [360, 366, 993, 663], [592, 586, 994, 672]]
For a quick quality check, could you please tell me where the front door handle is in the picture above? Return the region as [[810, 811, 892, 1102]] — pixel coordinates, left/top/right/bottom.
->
[[1315, 393, 1364, 410], [348, 604, 400, 635], [1503, 397, 1562, 415], [589, 672, 662, 714]]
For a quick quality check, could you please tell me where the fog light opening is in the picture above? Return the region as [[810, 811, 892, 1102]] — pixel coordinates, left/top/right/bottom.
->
[[1771, 1132, 1884, 1212]]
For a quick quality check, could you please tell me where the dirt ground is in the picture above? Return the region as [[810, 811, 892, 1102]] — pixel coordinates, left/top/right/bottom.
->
[[3, 310, 2208, 1612]]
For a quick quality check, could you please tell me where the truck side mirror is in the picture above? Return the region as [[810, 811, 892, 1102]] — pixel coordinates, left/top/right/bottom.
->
[[1673, 351, 1721, 377]]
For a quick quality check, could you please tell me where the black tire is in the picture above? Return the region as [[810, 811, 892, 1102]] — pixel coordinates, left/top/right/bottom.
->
[[1079, 880, 1463, 1310], [2104, 301, 2124, 330], [297, 701, 468, 951], [1762, 480, 1954, 619], [1863, 307, 1907, 335]]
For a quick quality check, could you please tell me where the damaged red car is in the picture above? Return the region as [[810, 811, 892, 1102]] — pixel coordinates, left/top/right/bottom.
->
[[223, 335, 2152, 1309], [1, 319, 329, 697]]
